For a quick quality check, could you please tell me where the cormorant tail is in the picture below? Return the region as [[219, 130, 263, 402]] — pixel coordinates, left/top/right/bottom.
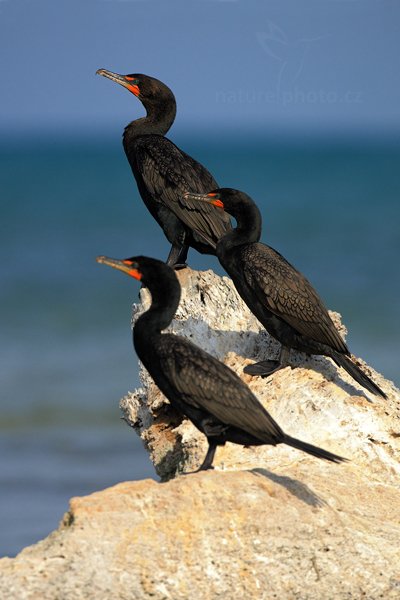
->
[[283, 435, 348, 463], [332, 352, 387, 399]]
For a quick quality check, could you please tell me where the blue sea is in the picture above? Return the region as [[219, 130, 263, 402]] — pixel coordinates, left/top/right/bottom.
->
[[1, 132, 399, 557]]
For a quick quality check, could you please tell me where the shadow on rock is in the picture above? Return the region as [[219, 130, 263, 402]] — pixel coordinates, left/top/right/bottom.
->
[[251, 467, 327, 508]]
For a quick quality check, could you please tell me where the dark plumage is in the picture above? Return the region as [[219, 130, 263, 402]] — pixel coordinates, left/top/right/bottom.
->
[[96, 69, 231, 267], [96, 254, 347, 472], [184, 188, 386, 399]]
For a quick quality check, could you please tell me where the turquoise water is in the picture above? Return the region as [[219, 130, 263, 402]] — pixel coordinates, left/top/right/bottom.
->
[[1, 133, 399, 556]]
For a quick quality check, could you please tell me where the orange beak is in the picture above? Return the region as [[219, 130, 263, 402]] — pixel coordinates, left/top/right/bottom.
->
[[183, 191, 224, 209], [96, 69, 140, 97], [96, 256, 142, 280]]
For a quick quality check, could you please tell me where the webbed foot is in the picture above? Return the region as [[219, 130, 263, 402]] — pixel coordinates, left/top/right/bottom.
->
[[244, 359, 286, 377], [182, 465, 215, 475]]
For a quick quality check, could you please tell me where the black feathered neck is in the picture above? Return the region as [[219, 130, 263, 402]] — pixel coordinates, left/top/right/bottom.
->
[[123, 74, 177, 142], [134, 256, 181, 335], [216, 189, 262, 251]]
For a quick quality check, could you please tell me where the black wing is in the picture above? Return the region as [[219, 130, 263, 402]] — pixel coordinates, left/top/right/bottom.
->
[[242, 243, 348, 353], [157, 334, 283, 443], [134, 135, 231, 246]]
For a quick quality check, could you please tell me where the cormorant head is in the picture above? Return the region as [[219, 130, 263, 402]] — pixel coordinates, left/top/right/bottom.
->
[[96, 255, 179, 292], [96, 69, 175, 109], [184, 188, 255, 218]]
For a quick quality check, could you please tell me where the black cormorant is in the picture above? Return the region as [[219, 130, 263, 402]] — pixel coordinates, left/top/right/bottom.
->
[[184, 188, 386, 399], [97, 254, 347, 471], [96, 69, 231, 268]]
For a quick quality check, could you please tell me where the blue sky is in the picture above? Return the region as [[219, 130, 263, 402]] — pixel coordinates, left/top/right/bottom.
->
[[1, 0, 400, 136]]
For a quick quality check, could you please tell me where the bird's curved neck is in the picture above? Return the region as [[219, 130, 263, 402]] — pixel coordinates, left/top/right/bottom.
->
[[218, 203, 262, 252], [123, 99, 176, 143], [134, 276, 181, 344]]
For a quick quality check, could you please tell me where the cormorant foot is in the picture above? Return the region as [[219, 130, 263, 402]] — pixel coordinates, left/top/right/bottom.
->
[[243, 359, 287, 377], [182, 465, 215, 476]]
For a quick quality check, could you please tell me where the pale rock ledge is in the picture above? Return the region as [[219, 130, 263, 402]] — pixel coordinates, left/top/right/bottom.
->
[[0, 267, 399, 600]]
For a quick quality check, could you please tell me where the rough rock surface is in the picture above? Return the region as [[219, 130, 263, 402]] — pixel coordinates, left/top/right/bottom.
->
[[1, 469, 400, 600], [1, 267, 399, 600]]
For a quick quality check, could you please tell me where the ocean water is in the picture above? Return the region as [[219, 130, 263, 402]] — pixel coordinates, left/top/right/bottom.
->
[[1, 133, 399, 557]]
